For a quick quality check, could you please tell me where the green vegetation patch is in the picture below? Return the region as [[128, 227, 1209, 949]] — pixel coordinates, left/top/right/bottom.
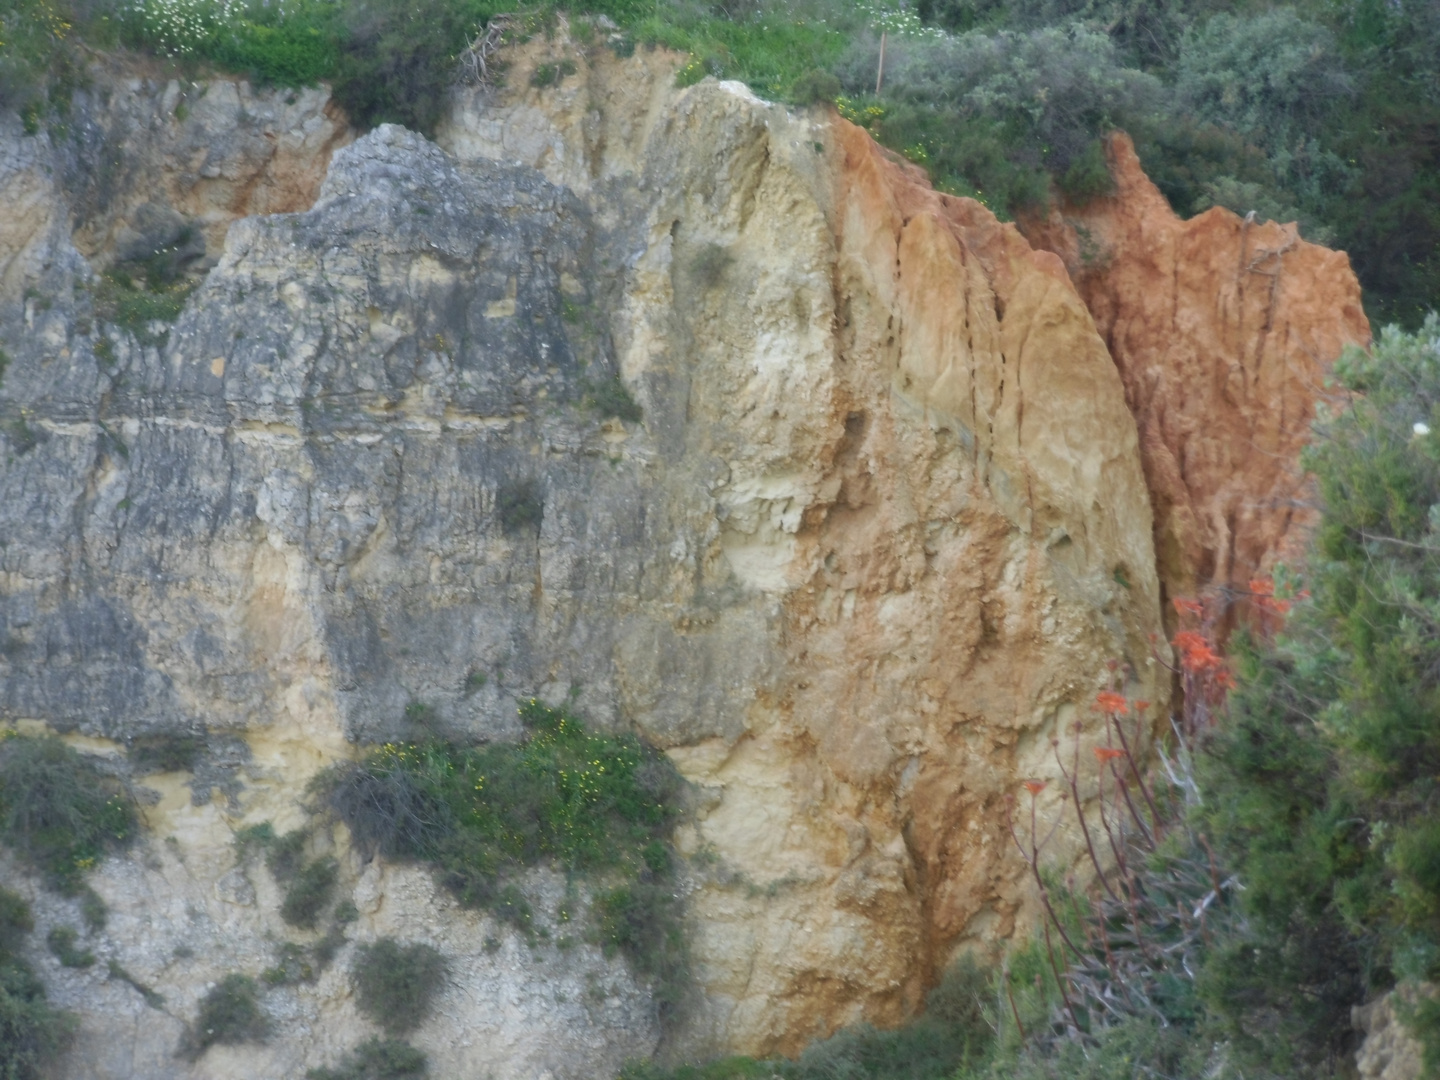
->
[[0, 733, 138, 895], [307, 1036, 429, 1080], [581, 376, 643, 424], [315, 700, 687, 1014], [183, 973, 269, 1060], [46, 926, 95, 968], [351, 938, 446, 1036], [0, 886, 75, 1080]]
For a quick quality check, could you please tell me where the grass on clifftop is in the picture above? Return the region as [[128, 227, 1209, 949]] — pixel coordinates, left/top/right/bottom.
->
[[313, 699, 689, 1019]]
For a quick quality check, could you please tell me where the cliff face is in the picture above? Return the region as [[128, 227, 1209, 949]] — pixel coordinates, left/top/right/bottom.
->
[[1021, 134, 1371, 612], [0, 29, 1361, 1080]]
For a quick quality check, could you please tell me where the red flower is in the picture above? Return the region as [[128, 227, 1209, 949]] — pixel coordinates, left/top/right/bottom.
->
[[1173, 597, 1204, 616], [1023, 780, 1046, 795], [1134, 699, 1151, 713], [1093, 747, 1126, 763], [1094, 690, 1129, 714]]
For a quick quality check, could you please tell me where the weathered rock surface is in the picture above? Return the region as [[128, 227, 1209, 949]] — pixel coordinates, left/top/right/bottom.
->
[[0, 27, 1359, 1079], [1354, 987, 1431, 1080], [1021, 133, 1371, 613]]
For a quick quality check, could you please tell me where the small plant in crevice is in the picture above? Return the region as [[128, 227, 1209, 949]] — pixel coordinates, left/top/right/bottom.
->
[[46, 925, 94, 968], [0, 733, 138, 899], [351, 938, 447, 1036], [182, 973, 269, 1060], [0, 885, 75, 1080], [306, 1036, 429, 1080], [232, 822, 340, 930], [581, 376, 643, 424], [314, 700, 689, 1021]]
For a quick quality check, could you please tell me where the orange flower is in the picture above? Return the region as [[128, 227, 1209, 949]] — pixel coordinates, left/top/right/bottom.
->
[[1249, 577, 1275, 597], [1093, 747, 1126, 763], [1173, 631, 1223, 674], [1094, 690, 1129, 714], [1023, 780, 1046, 795], [1173, 597, 1204, 616], [1134, 699, 1151, 713]]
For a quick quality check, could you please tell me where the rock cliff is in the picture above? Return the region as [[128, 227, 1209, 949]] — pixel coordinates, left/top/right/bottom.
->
[[0, 28, 1363, 1080], [1021, 134, 1371, 616]]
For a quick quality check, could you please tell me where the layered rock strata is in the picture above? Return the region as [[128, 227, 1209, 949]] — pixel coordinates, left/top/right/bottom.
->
[[0, 29, 1363, 1078], [1021, 134, 1371, 613]]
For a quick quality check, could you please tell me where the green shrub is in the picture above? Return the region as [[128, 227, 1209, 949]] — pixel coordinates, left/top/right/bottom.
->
[[316, 701, 687, 1013], [307, 1037, 428, 1080], [46, 926, 95, 969], [0, 891, 74, 1080], [1195, 317, 1440, 1073], [351, 938, 446, 1036], [184, 973, 269, 1059], [0, 734, 138, 895], [581, 377, 643, 424], [280, 856, 339, 929]]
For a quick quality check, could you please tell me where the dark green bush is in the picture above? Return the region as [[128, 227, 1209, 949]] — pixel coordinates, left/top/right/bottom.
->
[[0, 734, 137, 895], [0, 887, 74, 1080], [1195, 317, 1440, 1074], [184, 973, 269, 1059], [280, 857, 338, 929], [351, 938, 446, 1036], [307, 1037, 428, 1080]]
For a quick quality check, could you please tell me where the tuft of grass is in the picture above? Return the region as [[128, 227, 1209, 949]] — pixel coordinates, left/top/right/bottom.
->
[[0, 734, 138, 896], [531, 58, 577, 87], [183, 973, 269, 1060], [45, 926, 94, 969], [351, 938, 447, 1036], [306, 1036, 429, 1080]]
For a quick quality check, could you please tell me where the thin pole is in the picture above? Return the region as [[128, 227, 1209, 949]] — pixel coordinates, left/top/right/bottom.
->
[[875, 29, 887, 94]]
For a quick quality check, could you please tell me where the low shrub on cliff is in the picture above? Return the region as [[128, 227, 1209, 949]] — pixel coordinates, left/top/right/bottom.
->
[[314, 700, 688, 1017], [0, 733, 138, 896], [0, 886, 75, 1080], [351, 938, 447, 1036], [307, 1037, 429, 1080], [183, 973, 270, 1059]]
